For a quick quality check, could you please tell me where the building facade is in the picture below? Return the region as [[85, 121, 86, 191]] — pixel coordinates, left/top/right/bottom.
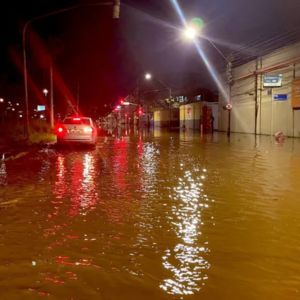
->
[[219, 41, 300, 137]]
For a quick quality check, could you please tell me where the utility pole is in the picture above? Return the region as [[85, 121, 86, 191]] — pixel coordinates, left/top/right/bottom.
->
[[50, 65, 54, 128], [23, 1, 120, 139], [113, 0, 120, 19], [77, 80, 80, 114], [226, 58, 233, 137]]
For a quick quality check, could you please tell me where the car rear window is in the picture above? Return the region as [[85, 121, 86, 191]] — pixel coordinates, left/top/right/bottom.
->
[[63, 118, 91, 125]]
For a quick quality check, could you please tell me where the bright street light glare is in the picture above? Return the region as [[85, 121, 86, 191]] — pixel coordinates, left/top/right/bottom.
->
[[43, 89, 49, 96], [183, 26, 198, 41], [145, 73, 152, 80]]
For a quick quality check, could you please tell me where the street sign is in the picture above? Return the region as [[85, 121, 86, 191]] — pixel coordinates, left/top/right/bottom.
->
[[263, 74, 282, 87], [37, 105, 46, 111], [292, 78, 300, 108], [273, 94, 288, 101]]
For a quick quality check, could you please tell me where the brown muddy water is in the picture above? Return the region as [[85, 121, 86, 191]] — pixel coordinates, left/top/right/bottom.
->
[[0, 130, 300, 299]]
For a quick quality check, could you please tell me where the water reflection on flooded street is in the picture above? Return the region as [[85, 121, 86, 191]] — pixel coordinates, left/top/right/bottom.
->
[[1, 129, 300, 299]]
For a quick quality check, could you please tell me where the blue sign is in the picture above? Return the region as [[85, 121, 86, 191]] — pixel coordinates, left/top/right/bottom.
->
[[263, 74, 282, 87], [273, 94, 288, 101], [37, 105, 46, 111]]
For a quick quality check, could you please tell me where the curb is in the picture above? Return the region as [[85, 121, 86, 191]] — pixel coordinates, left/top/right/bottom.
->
[[1, 150, 30, 162], [0, 143, 54, 162]]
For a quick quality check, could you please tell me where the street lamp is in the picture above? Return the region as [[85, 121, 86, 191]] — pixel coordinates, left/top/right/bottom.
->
[[145, 73, 152, 80], [43, 89, 49, 97], [144, 73, 172, 99], [183, 25, 199, 40], [183, 22, 233, 136], [22, 1, 120, 139], [143, 73, 173, 128]]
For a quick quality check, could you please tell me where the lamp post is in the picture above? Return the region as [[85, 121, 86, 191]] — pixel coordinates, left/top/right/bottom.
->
[[183, 24, 233, 136], [0, 98, 4, 123], [144, 72, 173, 127], [22, 1, 120, 139], [144, 72, 172, 99]]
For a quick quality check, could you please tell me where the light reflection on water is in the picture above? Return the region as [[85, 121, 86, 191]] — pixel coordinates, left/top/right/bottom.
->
[[1, 132, 300, 299], [0, 161, 7, 186], [160, 167, 210, 295]]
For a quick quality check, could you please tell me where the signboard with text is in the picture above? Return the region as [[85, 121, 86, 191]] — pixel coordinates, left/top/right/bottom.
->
[[292, 78, 300, 109], [37, 105, 46, 112], [273, 94, 288, 101], [263, 74, 282, 87]]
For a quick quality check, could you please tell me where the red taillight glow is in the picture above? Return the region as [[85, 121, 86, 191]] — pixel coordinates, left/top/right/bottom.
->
[[83, 127, 93, 133], [56, 125, 65, 135]]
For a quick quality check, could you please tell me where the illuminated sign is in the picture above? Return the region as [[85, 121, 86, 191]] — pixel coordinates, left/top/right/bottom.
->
[[263, 74, 282, 87], [37, 105, 46, 111]]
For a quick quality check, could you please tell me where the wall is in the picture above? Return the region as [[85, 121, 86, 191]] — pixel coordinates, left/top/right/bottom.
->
[[153, 109, 179, 127], [219, 41, 300, 137], [179, 103, 202, 129]]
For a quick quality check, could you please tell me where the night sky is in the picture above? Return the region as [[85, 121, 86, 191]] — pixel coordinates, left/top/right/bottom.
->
[[0, 0, 300, 116]]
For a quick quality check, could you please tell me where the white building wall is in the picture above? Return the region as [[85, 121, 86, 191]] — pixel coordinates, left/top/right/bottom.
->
[[219, 41, 300, 137]]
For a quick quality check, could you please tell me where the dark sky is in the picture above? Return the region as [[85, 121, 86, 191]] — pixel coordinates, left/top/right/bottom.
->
[[0, 0, 300, 115]]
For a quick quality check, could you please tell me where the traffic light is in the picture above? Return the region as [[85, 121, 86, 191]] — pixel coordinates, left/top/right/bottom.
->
[[138, 107, 143, 116]]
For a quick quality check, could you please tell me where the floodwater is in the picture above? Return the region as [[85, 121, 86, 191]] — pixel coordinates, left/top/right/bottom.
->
[[1, 129, 300, 299]]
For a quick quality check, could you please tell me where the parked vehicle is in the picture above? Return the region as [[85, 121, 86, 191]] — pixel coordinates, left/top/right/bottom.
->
[[56, 116, 97, 146]]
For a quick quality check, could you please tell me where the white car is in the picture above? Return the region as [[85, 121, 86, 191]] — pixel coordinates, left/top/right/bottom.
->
[[56, 117, 97, 146]]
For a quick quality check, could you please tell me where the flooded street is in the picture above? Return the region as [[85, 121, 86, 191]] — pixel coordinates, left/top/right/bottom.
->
[[1, 130, 300, 299]]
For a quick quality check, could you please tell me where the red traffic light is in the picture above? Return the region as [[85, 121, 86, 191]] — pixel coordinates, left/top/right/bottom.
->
[[138, 107, 144, 116]]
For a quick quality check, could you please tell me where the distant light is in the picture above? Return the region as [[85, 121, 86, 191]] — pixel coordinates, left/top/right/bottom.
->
[[40, 114, 45, 119], [138, 107, 144, 116], [123, 101, 130, 106], [43, 89, 49, 96], [145, 73, 152, 80], [19, 114, 23, 118], [11, 108, 15, 111], [225, 103, 233, 110], [0, 98, 4, 103], [16, 102, 20, 106]]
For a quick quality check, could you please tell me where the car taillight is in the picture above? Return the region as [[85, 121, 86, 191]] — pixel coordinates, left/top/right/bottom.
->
[[56, 125, 66, 135], [83, 127, 93, 133]]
